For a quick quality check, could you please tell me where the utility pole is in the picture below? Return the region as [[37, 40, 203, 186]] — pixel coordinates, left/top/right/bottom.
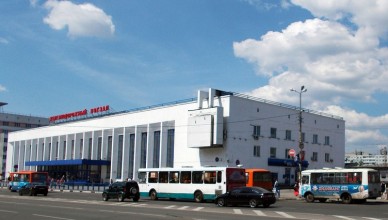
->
[[290, 86, 307, 185]]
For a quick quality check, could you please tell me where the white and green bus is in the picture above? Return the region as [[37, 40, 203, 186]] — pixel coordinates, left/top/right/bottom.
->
[[300, 168, 380, 204], [138, 167, 246, 202]]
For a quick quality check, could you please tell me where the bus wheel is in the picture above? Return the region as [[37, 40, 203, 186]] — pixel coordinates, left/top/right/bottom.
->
[[194, 191, 203, 203], [341, 193, 352, 204], [305, 193, 315, 203], [150, 190, 158, 200]]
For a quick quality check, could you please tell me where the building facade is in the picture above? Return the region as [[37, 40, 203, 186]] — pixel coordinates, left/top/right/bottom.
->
[[6, 89, 345, 186], [0, 102, 49, 180]]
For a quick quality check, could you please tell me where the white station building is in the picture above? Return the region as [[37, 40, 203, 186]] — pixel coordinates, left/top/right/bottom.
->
[[6, 88, 345, 186]]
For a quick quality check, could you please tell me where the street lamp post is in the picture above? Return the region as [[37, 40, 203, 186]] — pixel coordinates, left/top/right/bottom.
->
[[290, 86, 307, 185]]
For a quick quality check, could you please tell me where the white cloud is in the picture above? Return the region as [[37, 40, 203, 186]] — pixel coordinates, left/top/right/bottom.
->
[[43, 0, 115, 38], [234, 0, 388, 153], [0, 85, 7, 92]]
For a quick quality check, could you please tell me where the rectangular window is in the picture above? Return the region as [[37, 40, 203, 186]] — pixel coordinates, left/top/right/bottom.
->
[[169, 171, 179, 183], [128, 134, 135, 179], [192, 171, 203, 184], [117, 135, 123, 179], [107, 136, 112, 160], [48, 143, 51, 160], [285, 148, 290, 159], [167, 129, 175, 168], [88, 138, 92, 159], [79, 139, 83, 159], [324, 136, 330, 145], [153, 131, 160, 168], [285, 130, 291, 140], [56, 142, 59, 160], [270, 147, 276, 158], [140, 132, 147, 168], [159, 171, 168, 183], [97, 137, 102, 160], [270, 128, 277, 138], [180, 171, 191, 184], [313, 134, 318, 144], [312, 152, 318, 161], [325, 153, 330, 162], [71, 140, 75, 159], [2, 121, 9, 126], [302, 132, 305, 142], [253, 145, 260, 157], [253, 125, 260, 139], [62, 141, 66, 160]]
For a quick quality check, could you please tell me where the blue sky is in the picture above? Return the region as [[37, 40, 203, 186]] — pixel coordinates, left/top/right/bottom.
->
[[1, 0, 387, 154]]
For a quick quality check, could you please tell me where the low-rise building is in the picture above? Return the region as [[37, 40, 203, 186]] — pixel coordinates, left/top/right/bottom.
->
[[6, 88, 345, 186]]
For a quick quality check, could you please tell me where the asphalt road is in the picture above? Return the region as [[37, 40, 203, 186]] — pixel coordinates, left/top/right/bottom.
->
[[0, 189, 388, 220]]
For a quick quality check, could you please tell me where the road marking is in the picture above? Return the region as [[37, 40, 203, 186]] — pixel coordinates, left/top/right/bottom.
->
[[253, 210, 266, 216], [38, 204, 83, 210], [178, 206, 190, 210], [193, 207, 204, 211], [0, 209, 18, 214], [32, 214, 75, 220], [233, 209, 243, 214], [362, 218, 382, 220], [275, 211, 296, 218], [99, 209, 167, 218], [332, 216, 355, 220], [164, 205, 176, 209]]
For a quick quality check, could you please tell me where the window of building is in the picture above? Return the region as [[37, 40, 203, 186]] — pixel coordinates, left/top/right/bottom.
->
[[88, 138, 92, 159], [153, 131, 160, 168], [270, 147, 276, 158], [56, 142, 59, 160], [117, 135, 123, 179], [253, 125, 260, 139], [312, 152, 318, 161], [79, 139, 83, 159], [253, 145, 260, 157], [325, 153, 330, 162], [26, 124, 31, 128], [324, 136, 330, 145], [2, 121, 9, 126], [70, 140, 75, 159], [63, 140, 67, 160], [301, 132, 305, 142], [167, 129, 175, 168], [107, 136, 112, 160], [15, 123, 20, 127], [97, 137, 102, 160], [128, 134, 135, 179], [4, 138, 8, 143], [270, 128, 277, 138], [140, 132, 147, 168], [313, 134, 318, 144], [285, 148, 290, 159], [285, 130, 291, 140]]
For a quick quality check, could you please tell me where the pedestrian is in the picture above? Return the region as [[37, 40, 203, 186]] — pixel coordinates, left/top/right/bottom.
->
[[381, 182, 386, 197], [274, 179, 280, 198]]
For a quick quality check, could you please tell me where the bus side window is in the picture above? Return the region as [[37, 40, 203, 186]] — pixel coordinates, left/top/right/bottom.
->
[[169, 171, 179, 183], [217, 171, 222, 183], [180, 171, 191, 184], [138, 172, 146, 183], [148, 172, 158, 183], [159, 172, 168, 183], [192, 171, 203, 184], [204, 171, 216, 184]]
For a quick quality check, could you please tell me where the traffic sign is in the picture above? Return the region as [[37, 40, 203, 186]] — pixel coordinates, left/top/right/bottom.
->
[[289, 149, 296, 157]]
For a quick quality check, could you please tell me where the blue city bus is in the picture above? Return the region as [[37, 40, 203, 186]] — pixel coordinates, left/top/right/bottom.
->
[[300, 168, 380, 204]]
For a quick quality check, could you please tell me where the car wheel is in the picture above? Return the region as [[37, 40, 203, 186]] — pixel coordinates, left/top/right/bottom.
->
[[194, 191, 203, 203], [341, 193, 352, 204], [118, 194, 124, 202], [102, 193, 109, 201], [217, 198, 226, 207], [249, 199, 258, 208], [150, 190, 158, 200], [130, 187, 138, 194], [305, 193, 315, 203]]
